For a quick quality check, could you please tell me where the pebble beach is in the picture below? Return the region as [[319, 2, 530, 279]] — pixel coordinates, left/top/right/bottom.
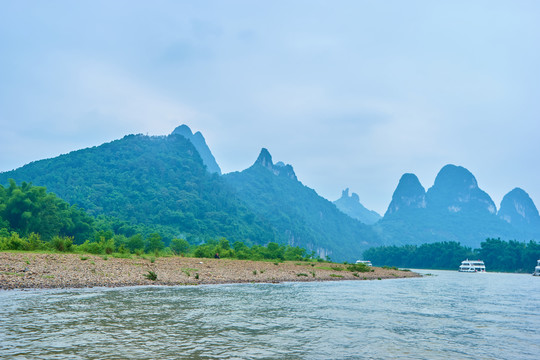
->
[[0, 252, 419, 290]]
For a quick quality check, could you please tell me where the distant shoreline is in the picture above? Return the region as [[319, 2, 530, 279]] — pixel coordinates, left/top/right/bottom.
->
[[0, 252, 420, 290]]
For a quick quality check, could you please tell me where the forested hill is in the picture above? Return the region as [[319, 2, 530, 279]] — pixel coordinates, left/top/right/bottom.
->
[[0, 134, 274, 245], [223, 148, 382, 261], [375, 165, 539, 248]]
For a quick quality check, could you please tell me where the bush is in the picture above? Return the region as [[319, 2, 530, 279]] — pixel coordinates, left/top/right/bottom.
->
[[144, 271, 158, 281], [347, 263, 372, 273], [51, 236, 73, 252]]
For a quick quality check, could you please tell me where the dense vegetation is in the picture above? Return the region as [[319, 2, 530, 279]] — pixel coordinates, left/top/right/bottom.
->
[[0, 180, 314, 261], [223, 152, 381, 262], [0, 134, 275, 246], [0, 179, 95, 242], [0, 230, 314, 262], [363, 239, 540, 273]]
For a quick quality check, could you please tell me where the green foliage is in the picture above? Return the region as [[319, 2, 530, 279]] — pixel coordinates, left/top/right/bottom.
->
[[51, 236, 73, 252], [145, 233, 164, 253], [144, 271, 158, 281], [0, 180, 94, 241], [0, 135, 275, 246], [364, 239, 540, 273], [478, 238, 540, 273], [223, 160, 381, 262], [189, 239, 312, 262], [346, 263, 372, 272], [171, 237, 190, 255]]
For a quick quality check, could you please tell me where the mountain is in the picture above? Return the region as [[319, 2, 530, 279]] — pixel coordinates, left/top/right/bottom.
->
[[223, 148, 381, 261], [334, 188, 381, 225], [498, 188, 540, 237], [0, 133, 273, 244], [384, 173, 426, 216], [378, 164, 517, 247], [426, 165, 496, 215], [171, 125, 221, 175]]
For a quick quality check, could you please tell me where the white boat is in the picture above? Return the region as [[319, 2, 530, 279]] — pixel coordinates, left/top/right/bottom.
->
[[355, 260, 372, 267], [533, 260, 540, 276], [459, 259, 486, 272]]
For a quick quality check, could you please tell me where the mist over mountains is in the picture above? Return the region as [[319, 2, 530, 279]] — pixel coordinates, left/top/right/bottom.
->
[[1, 125, 538, 261]]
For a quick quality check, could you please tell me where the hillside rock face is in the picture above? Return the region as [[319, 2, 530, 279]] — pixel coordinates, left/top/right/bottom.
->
[[426, 164, 496, 215], [498, 188, 540, 228], [384, 173, 426, 216], [171, 125, 221, 175], [334, 188, 381, 225], [255, 148, 297, 180]]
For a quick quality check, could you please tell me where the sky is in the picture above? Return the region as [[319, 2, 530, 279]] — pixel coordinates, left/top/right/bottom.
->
[[1, 0, 539, 215]]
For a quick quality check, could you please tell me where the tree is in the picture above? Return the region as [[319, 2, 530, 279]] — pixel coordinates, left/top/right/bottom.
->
[[146, 233, 164, 253], [171, 237, 190, 254]]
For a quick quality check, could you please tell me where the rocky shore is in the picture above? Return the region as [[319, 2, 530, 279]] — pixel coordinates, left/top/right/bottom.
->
[[0, 252, 420, 290]]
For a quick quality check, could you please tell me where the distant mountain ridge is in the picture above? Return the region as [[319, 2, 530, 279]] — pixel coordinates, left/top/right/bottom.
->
[[334, 188, 381, 225], [223, 148, 381, 261], [1, 125, 537, 260], [378, 164, 540, 247]]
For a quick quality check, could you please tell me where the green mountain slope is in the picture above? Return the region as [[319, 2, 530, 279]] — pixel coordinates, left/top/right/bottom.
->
[[0, 133, 274, 245], [223, 149, 382, 261]]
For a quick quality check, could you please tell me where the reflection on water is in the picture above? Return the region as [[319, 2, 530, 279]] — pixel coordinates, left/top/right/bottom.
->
[[1, 270, 539, 359]]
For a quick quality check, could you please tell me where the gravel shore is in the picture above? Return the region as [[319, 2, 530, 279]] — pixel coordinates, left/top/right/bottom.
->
[[0, 252, 419, 290]]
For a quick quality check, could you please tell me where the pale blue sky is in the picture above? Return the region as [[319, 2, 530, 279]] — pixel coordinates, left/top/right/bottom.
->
[[1, 0, 539, 214]]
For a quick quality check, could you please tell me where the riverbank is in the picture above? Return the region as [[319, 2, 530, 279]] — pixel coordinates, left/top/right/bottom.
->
[[0, 252, 420, 290]]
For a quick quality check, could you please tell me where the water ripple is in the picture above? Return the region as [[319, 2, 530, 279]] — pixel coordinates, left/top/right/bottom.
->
[[1, 272, 539, 359]]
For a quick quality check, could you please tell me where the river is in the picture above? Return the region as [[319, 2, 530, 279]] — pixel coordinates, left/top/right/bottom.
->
[[1, 270, 539, 359]]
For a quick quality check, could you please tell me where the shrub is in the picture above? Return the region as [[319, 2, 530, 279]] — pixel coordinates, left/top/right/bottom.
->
[[347, 263, 372, 273], [144, 271, 158, 281], [51, 236, 73, 252]]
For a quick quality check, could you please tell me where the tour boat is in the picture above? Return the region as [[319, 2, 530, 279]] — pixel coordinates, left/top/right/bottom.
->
[[533, 260, 540, 276], [459, 259, 486, 272]]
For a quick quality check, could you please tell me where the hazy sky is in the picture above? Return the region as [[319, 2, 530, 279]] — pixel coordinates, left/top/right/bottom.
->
[[1, 1, 539, 215]]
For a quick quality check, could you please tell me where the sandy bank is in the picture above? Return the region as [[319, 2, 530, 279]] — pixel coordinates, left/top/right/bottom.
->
[[0, 252, 420, 290]]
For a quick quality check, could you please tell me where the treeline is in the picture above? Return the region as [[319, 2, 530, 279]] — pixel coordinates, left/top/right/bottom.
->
[[0, 180, 314, 261], [363, 239, 540, 273], [0, 231, 313, 261]]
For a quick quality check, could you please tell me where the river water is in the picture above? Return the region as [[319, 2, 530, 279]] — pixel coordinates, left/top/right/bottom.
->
[[1, 270, 539, 359]]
